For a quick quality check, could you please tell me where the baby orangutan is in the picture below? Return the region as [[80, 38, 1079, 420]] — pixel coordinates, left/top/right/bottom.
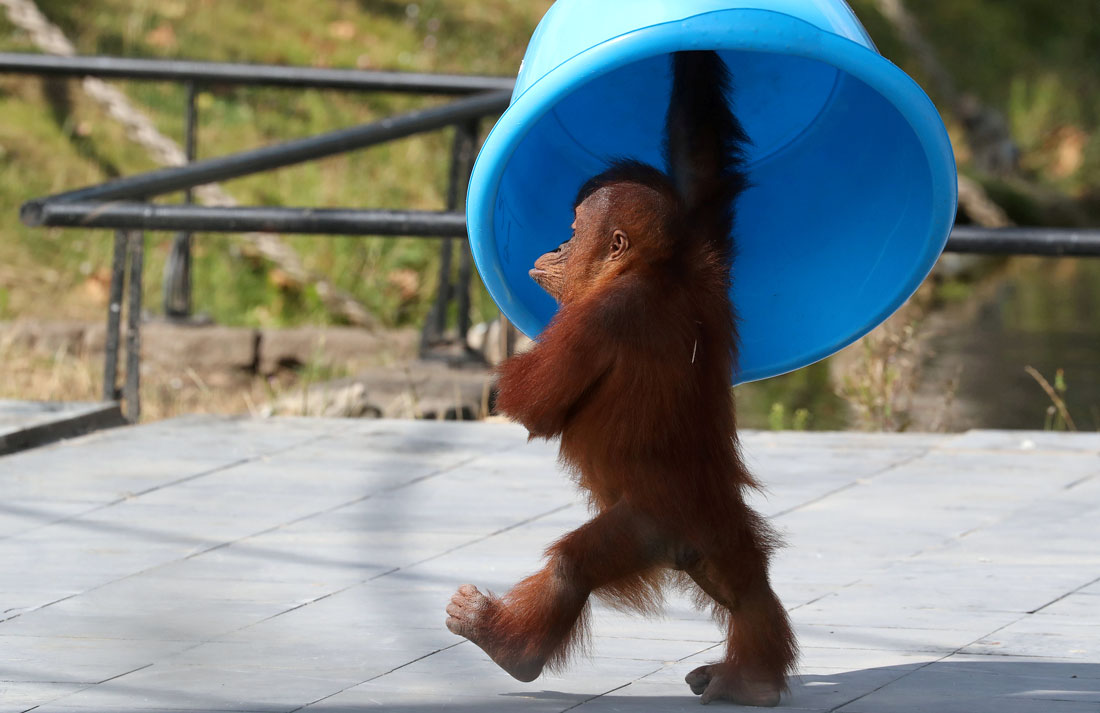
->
[[446, 51, 797, 706]]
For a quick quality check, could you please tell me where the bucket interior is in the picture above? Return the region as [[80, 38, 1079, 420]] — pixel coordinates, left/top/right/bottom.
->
[[493, 50, 933, 382]]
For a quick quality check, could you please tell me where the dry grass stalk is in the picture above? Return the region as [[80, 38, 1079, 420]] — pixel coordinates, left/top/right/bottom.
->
[[1024, 365, 1077, 432]]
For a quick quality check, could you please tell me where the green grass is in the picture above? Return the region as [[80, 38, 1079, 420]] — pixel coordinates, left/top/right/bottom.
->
[[0, 0, 551, 327]]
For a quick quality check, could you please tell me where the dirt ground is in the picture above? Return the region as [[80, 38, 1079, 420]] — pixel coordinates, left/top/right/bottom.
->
[[0, 320, 425, 422]]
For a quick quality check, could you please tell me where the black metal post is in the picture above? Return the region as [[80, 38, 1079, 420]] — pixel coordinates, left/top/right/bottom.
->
[[420, 119, 480, 357], [422, 123, 467, 352], [499, 314, 517, 363], [103, 230, 127, 402], [124, 231, 144, 423], [454, 121, 480, 345], [163, 80, 198, 320], [455, 242, 473, 345], [427, 237, 454, 346], [437, 119, 470, 336], [456, 244, 474, 345], [21, 90, 510, 218]]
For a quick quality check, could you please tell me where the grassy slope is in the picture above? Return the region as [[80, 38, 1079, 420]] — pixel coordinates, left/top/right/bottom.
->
[[0, 0, 552, 327]]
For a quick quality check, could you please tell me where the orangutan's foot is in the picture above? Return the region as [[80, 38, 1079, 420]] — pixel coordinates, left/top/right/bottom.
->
[[685, 663, 782, 707], [446, 584, 545, 683]]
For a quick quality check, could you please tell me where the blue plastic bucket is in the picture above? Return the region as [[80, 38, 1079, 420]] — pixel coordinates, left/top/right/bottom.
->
[[467, 0, 957, 384]]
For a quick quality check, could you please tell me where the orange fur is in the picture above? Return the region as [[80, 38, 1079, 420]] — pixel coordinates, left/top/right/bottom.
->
[[467, 51, 797, 697]]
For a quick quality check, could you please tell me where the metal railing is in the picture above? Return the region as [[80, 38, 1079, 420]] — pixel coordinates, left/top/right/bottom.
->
[[21, 204, 1100, 256], [4, 52, 1099, 423], [2, 52, 512, 422], [945, 226, 1100, 256]]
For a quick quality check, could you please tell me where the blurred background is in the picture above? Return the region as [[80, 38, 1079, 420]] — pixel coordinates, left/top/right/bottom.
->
[[0, 0, 1097, 432]]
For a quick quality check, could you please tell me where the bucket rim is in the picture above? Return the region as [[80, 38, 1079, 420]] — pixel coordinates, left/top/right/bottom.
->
[[466, 7, 958, 384]]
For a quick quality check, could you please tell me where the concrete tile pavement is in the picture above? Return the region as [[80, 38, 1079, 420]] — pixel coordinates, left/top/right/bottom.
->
[[0, 418, 1096, 711]]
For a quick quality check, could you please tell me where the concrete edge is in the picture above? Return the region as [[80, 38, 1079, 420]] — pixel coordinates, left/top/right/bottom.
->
[[0, 402, 127, 456]]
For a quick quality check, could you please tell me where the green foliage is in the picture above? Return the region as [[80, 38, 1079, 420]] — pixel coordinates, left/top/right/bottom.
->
[[934, 279, 974, 304], [1009, 75, 1072, 149], [737, 360, 846, 431], [850, 1, 1100, 198], [767, 402, 812, 432], [852, 1, 1100, 110], [768, 403, 785, 431]]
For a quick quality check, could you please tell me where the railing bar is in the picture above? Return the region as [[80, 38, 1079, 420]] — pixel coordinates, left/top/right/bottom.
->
[[21, 90, 511, 216], [30, 203, 1100, 255], [102, 230, 127, 402], [124, 231, 144, 423], [0, 52, 515, 94], [32, 203, 470, 236], [946, 227, 1100, 256]]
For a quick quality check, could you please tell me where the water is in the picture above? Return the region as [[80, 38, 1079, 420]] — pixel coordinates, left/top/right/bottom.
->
[[917, 257, 1100, 431], [737, 257, 1100, 432]]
